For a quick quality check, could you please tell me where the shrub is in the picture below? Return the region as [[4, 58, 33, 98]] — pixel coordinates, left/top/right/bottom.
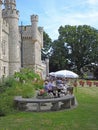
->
[[0, 80, 35, 116], [14, 68, 40, 83], [0, 77, 16, 93], [0, 93, 15, 116], [33, 79, 44, 90], [0, 68, 44, 116]]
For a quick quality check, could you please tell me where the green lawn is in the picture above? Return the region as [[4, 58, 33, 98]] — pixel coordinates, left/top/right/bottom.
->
[[0, 87, 98, 130]]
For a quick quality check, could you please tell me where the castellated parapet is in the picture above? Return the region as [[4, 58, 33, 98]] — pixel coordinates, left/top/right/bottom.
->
[[31, 15, 38, 22], [21, 24, 43, 48], [2, 9, 19, 19], [4, 0, 16, 10], [19, 25, 32, 38]]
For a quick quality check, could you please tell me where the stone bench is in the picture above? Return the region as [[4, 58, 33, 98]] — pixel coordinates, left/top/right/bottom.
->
[[14, 95, 76, 112]]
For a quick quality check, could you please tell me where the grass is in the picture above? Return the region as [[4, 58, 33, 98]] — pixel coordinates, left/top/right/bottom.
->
[[0, 86, 98, 130]]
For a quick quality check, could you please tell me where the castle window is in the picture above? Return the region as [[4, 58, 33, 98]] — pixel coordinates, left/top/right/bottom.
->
[[3, 66, 6, 75], [2, 40, 6, 55], [24, 26, 26, 31]]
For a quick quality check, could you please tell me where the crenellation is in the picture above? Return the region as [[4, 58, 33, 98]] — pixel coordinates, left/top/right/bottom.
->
[[2, 9, 19, 19], [19, 25, 31, 31], [31, 14, 38, 22], [19, 25, 32, 37]]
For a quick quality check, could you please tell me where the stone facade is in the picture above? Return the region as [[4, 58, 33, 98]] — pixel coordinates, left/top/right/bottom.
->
[[0, 0, 47, 79]]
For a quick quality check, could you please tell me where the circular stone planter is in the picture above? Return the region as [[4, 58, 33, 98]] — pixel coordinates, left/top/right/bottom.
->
[[14, 94, 78, 112]]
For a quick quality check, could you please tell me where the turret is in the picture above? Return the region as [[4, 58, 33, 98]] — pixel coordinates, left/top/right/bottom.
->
[[2, 0, 21, 75], [31, 14, 42, 71], [0, 0, 2, 78], [4, 0, 16, 10], [3, 0, 19, 19], [31, 15, 38, 41], [0, 0, 2, 50], [0, 0, 2, 26], [0, 0, 2, 31]]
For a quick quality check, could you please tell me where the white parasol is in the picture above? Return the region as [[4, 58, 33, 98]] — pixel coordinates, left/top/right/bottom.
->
[[50, 70, 79, 78]]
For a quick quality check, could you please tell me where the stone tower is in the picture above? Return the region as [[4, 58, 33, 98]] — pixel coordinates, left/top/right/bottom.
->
[[31, 15, 43, 71], [2, 0, 21, 75], [0, 0, 2, 78]]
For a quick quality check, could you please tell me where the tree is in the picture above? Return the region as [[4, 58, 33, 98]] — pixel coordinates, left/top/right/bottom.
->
[[50, 25, 98, 74], [94, 67, 98, 79], [49, 39, 69, 72], [41, 31, 52, 60]]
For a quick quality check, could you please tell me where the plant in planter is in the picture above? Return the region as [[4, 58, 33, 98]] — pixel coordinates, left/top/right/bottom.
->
[[37, 89, 48, 99]]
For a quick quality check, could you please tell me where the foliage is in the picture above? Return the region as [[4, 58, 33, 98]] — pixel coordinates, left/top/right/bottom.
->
[[42, 31, 52, 60], [49, 39, 69, 72], [0, 68, 44, 116], [14, 68, 40, 83], [0, 78, 16, 116], [0, 79, 35, 116], [32, 79, 44, 90], [0, 93, 14, 116], [0, 77, 17, 93], [94, 67, 98, 79], [49, 25, 98, 74], [81, 63, 98, 79]]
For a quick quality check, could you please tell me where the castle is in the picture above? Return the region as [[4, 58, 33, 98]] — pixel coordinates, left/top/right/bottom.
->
[[0, 0, 48, 79]]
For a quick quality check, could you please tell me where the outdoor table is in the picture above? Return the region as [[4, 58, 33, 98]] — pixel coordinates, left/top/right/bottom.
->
[[53, 86, 64, 97]]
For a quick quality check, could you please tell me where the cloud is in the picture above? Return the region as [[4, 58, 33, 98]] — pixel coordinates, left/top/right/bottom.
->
[[42, 0, 98, 40], [43, 10, 98, 40], [17, 0, 98, 40], [87, 0, 98, 5]]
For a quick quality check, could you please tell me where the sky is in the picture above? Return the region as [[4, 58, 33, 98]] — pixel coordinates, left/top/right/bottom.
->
[[16, 0, 98, 41]]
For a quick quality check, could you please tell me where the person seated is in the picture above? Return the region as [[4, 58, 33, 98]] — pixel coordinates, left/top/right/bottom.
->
[[44, 80, 56, 97], [56, 78, 64, 97], [44, 80, 49, 92]]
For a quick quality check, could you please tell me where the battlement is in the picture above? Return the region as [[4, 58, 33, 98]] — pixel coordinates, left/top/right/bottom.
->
[[31, 15, 38, 22], [2, 9, 19, 19], [4, 0, 16, 10], [19, 25, 32, 37]]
